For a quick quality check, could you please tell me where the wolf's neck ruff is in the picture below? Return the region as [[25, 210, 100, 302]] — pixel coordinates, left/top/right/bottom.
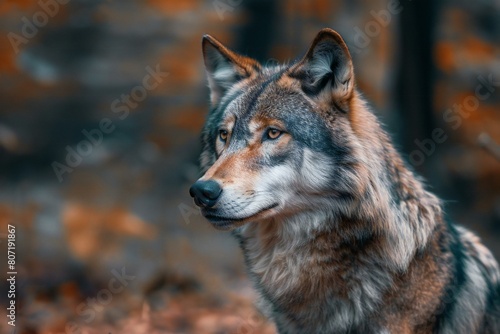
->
[[341, 96, 443, 272]]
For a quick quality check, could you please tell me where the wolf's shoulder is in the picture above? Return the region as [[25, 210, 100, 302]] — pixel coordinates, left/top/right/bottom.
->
[[454, 224, 500, 285]]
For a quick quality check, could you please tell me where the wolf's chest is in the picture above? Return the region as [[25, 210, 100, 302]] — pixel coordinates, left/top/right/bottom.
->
[[235, 224, 391, 333]]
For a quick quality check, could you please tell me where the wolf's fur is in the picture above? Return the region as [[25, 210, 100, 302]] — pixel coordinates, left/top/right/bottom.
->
[[193, 28, 500, 333]]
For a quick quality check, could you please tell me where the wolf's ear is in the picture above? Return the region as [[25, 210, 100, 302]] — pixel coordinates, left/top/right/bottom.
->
[[290, 28, 354, 109], [202, 35, 261, 106]]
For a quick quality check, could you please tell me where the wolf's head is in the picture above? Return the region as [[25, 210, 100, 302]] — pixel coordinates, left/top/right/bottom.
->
[[190, 28, 369, 230]]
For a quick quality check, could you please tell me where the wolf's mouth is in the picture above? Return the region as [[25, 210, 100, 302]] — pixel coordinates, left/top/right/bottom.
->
[[202, 202, 279, 226]]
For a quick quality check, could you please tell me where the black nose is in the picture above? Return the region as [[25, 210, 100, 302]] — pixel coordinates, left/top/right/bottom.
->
[[189, 180, 222, 208]]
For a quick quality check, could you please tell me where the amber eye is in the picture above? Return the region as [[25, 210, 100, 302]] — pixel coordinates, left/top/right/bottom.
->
[[219, 129, 228, 142], [266, 128, 282, 140]]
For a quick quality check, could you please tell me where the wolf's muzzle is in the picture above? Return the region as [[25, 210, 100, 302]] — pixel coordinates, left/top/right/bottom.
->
[[189, 180, 222, 208]]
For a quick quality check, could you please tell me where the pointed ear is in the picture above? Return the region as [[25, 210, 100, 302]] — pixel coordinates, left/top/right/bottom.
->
[[289, 28, 355, 109], [202, 34, 261, 106]]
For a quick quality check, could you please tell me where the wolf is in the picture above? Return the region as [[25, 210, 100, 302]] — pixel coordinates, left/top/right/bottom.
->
[[189, 28, 500, 333]]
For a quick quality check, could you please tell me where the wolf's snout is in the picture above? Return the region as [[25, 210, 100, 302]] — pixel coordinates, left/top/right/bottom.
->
[[189, 180, 222, 208]]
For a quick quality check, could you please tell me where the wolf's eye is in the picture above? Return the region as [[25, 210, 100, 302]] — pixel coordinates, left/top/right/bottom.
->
[[266, 128, 282, 140], [219, 130, 228, 142]]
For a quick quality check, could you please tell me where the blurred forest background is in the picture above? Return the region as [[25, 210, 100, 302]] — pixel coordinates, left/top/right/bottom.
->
[[0, 0, 499, 333]]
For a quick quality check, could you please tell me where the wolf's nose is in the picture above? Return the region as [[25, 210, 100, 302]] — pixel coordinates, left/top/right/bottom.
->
[[189, 180, 222, 208]]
